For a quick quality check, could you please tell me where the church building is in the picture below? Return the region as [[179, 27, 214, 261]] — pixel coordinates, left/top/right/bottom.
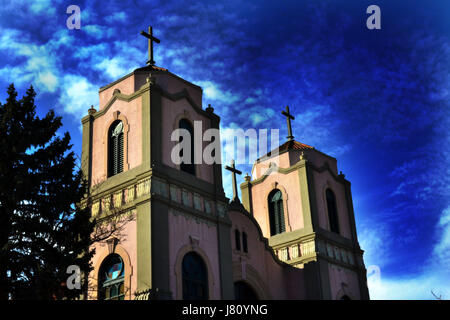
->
[[80, 27, 370, 300]]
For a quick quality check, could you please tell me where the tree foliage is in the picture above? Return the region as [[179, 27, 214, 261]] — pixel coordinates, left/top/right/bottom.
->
[[0, 84, 95, 300]]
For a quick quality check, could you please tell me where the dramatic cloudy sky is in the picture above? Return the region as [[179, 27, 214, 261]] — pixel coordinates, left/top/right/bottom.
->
[[0, 0, 449, 299]]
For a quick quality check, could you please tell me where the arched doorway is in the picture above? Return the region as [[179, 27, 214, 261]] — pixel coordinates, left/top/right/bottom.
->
[[234, 281, 258, 300], [182, 252, 208, 300]]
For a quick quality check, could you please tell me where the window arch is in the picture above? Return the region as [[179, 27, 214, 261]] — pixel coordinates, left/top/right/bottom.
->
[[108, 120, 124, 177], [326, 189, 340, 234], [179, 119, 195, 175], [182, 252, 208, 300], [234, 281, 258, 300], [98, 254, 125, 300], [268, 189, 285, 236]]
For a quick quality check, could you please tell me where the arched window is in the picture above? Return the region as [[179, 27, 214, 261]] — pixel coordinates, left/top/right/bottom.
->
[[242, 232, 248, 253], [182, 252, 208, 300], [234, 281, 258, 300], [179, 119, 195, 175], [235, 229, 241, 251], [326, 189, 340, 234], [268, 189, 285, 236], [98, 254, 125, 300], [108, 120, 124, 177]]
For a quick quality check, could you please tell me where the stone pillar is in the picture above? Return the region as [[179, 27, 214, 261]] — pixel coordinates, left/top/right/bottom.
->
[[81, 108, 95, 191], [240, 175, 253, 215]]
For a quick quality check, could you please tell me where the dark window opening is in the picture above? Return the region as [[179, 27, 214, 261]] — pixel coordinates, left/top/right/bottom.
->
[[179, 119, 195, 175], [235, 229, 241, 251], [326, 189, 340, 234], [234, 281, 258, 300], [268, 189, 285, 236], [242, 232, 248, 253], [108, 121, 124, 177], [182, 252, 208, 300]]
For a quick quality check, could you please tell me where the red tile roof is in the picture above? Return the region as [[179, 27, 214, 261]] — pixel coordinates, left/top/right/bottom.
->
[[257, 140, 314, 161], [135, 65, 168, 72]]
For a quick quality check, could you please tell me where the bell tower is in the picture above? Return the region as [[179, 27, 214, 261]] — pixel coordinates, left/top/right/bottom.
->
[[81, 27, 233, 300], [240, 106, 370, 300]]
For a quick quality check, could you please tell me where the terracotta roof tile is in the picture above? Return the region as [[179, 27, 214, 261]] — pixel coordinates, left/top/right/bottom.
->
[[134, 65, 168, 72], [257, 140, 314, 161]]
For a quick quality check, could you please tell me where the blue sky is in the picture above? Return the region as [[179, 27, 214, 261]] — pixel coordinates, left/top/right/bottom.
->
[[0, 0, 449, 299]]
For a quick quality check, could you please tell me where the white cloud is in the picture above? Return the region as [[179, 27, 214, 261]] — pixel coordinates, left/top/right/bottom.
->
[[362, 206, 450, 300], [30, 0, 55, 14], [432, 206, 450, 267], [368, 273, 449, 300], [196, 80, 240, 104], [358, 224, 390, 268], [58, 74, 99, 119], [105, 12, 127, 24], [74, 43, 108, 60], [95, 57, 128, 79], [0, 29, 59, 93], [83, 25, 113, 40], [289, 104, 352, 156], [37, 71, 58, 92]]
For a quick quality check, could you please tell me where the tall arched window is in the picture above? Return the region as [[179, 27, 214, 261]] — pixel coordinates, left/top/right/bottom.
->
[[234, 281, 258, 300], [108, 120, 124, 177], [98, 254, 125, 300], [235, 229, 241, 251], [179, 119, 195, 175], [242, 232, 248, 253], [268, 189, 285, 236], [326, 189, 340, 234], [182, 252, 208, 300]]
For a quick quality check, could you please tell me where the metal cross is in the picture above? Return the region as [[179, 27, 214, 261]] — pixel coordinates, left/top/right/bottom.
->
[[281, 105, 295, 141], [225, 160, 242, 202], [140, 26, 160, 66]]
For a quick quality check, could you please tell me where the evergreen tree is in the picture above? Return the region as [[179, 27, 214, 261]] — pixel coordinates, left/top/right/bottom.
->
[[0, 84, 95, 300]]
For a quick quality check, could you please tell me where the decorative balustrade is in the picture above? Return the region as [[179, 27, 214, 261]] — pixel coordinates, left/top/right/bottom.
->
[[275, 238, 357, 267], [90, 177, 217, 219]]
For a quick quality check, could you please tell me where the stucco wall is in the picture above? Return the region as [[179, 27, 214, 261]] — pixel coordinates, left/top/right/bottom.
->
[[168, 211, 221, 299], [228, 210, 306, 299], [313, 169, 352, 239], [160, 95, 214, 184], [99, 74, 135, 109], [91, 96, 143, 186], [89, 217, 137, 300], [250, 169, 305, 238], [328, 263, 361, 300], [135, 73, 202, 107]]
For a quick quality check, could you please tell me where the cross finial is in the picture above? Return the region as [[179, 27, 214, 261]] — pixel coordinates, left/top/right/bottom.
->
[[225, 159, 242, 203], [140, 26, 161, 66], [281, 105, 295, 141]]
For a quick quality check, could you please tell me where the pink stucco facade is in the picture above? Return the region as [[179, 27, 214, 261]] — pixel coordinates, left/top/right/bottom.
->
[[160, 95, 214, 184], [168, 212, 221, 299], [250, 168, 305, 238], [88, 217, 138, 300], [229, 209, 306, 299]]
